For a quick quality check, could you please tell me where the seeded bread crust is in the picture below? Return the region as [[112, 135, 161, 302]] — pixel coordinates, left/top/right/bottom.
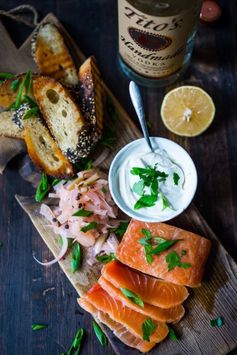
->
[[24, 116, 74, 178], [32, 22, 79, 87], [78, 56, 104, 138], [0, 111, 24, 139], [33, 75, 96, 162]]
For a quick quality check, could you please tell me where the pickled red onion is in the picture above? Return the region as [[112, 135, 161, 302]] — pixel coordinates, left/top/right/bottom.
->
[[33, 235, 68, 266]]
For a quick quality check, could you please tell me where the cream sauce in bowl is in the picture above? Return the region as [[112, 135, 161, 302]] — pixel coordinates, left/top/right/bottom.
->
[[109, 137, 197, 222]]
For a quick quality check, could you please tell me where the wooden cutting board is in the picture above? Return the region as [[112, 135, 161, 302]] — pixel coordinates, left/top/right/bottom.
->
[[1, 12, 237, 355]]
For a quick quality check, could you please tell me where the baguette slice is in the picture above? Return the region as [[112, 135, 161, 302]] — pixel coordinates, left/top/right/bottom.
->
[[78, 56, 104, 137], [33, 76, 96, 162], [24, 116, 74, 178], [0, 111, 24, 139], [32, 23, 78, 86]]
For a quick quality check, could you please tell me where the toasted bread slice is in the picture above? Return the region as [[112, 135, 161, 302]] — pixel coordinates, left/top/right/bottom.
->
[[32, 23, 78, 86], [0, 111, 24, 139], [78, 56, 104, 137], [33, 76, 96, 162], [24, 116, 74, 178]]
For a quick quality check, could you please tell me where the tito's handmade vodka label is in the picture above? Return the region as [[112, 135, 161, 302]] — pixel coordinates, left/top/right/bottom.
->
[[118, 0, 198, 78]]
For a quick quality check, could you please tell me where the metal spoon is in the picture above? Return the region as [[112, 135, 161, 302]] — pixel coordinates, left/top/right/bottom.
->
[[129, 81, 154, 152], [129, 81, 185, 180]]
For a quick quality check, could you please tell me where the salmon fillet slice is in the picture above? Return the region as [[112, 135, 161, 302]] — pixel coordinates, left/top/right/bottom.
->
[[78, 298, 156, 353], [99, 275, 185, 322], [101, 260, 189, 309], [80, 283, 169, 343], [116, 220, 212, 287]]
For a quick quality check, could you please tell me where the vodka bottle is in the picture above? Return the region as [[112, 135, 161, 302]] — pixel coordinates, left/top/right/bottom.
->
[[118, 0, 203, 87]]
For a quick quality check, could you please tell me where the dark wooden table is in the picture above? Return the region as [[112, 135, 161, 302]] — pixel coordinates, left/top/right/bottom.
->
[[0, 1, 236, 354]]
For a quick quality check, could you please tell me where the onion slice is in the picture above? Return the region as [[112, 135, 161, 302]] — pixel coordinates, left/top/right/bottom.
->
[[33, 235, 68, 266]]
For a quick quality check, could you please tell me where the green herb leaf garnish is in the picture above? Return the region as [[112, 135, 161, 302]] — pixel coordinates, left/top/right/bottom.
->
[[112, 221, 129, 237], [65, 328, 84, 354], [181, 249, 187, 256], [51, 178, 61, 186], [141, 228, 152, 239], [130, 165, 171, 210], [96, 252, 116, 264], [101, 186, 107, 193], [22, 94, 37, 106], [132, 180, 144, 196], [120, 287, 144, 307], [139, 229, 153, 264], [139, 229, 184, 265], [24, 70, 32, 93], [210, 316, 223, 327], [139, 229, 152, 253], [150, 239, 181, 255], [93, 321, 108, 346], [160, 191, 173, 210], [169, 327, 179, 340], [173, 172, 180, 186], [35, 173, 49, 202], [144, 245, 153, 264], [142, 318, 156, 342], [85, 159, 93, 170], [14, 70, 32, 109], [134, 194, 157, 209], [23, 106, 40, 120], [73, 208, 93, 217], [10, 78, 20, 92], [71, 242, 81, 273], [80, 222, 97, 233], [74, 157, 94, 173], [165, 251, 191, 272], [0, 72, 14, 79], [32, 324, 48, 331]]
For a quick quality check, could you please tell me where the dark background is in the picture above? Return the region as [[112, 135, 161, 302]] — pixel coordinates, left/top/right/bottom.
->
[[0, 0, 236, 354]]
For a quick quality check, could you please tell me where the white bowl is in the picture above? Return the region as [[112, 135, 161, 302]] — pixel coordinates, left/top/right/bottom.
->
[[109, 137, 198, 223]]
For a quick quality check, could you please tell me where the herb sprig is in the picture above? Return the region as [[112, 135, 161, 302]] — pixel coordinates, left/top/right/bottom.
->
[[120, 287, 144, 308], [35, 173, 49, 202], [165, 250, 191, 271], [111, 221, 129, 237], [32, 324, 48, 331], [93, 321, 108, 346], [80, 222, 97, 233], [142, 318, 156, 342], [96, 252, 116, 264], [210, 316, 223, 327], [130, 165, 173, 210], [168, 327, 179, 340], [73, 208, 93, 217], [0, 72, 15, 80], [139, 229, 182, 265], [71, 242, 82, 273], [63, 328, 84, 355], [7, 70, 40, 119]]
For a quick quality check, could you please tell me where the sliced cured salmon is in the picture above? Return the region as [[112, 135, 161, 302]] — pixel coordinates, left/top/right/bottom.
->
[[78, 297, 156, 353], [101, 260, 189, 309], [98, 275, 185, 322], [116, 220, 212, 287], [79, 283, 169, 343], [97, 311, 157, 353]]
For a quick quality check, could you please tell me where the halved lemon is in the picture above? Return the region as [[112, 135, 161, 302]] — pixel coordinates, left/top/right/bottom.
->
[[160, 86, 215, 137]]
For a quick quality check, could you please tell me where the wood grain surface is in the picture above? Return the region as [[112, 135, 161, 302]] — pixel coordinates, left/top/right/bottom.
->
[[0, 1, 237, 355]]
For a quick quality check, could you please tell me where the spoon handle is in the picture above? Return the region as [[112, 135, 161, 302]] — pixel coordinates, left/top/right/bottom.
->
[[129, 81, 153, 152]]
